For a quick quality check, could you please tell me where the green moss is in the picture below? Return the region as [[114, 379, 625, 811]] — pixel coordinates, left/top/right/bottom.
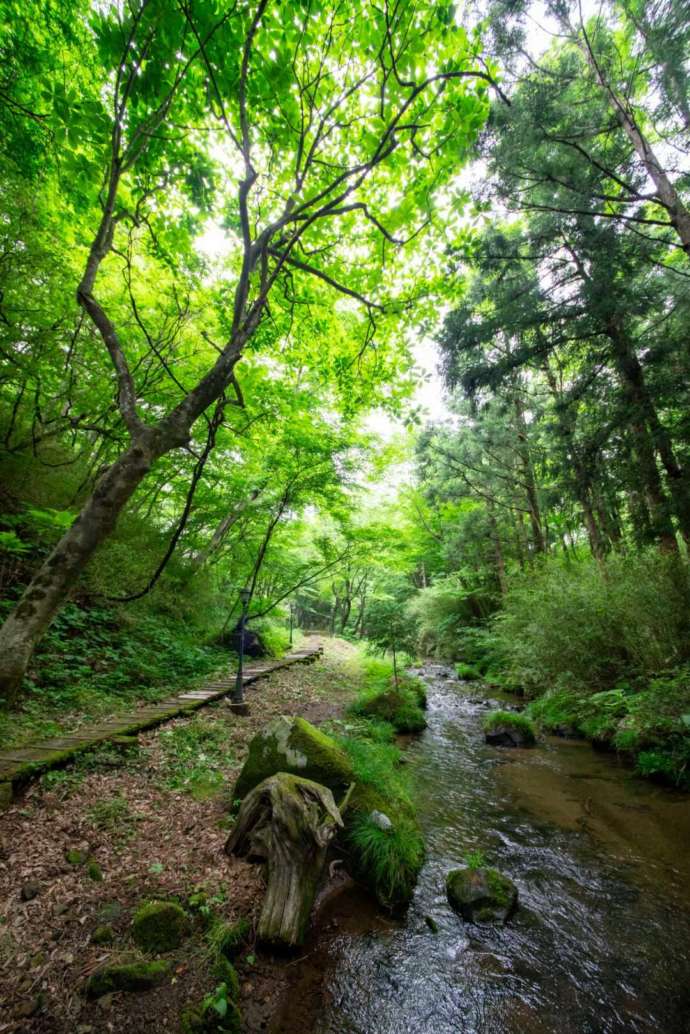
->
[[86, 959, 170, 997], [65, 847, 88, 865], [91, 925, 115, 945], [86, 859, 104, 881], [208, 917, 251, 961], [233, 716, 354, 800], [349, 689, 426, 734], [131, 900, 191, 953], [483, 710, 536, 743], [456, 662, 482, 681]]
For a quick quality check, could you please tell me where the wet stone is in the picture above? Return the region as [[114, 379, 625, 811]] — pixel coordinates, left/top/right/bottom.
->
[[446, 866, 518, 924]]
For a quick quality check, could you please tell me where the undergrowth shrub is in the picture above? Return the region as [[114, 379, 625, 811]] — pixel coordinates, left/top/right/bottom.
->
[[406, 577, 489, 657], [348, 657, 427, 733], [493, 552, 690, 696]]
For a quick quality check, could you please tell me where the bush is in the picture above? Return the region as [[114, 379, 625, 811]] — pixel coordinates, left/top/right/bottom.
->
[[348, 659, 426, 734], [406, 577, 488, 657], [492, 552, 690, 697]]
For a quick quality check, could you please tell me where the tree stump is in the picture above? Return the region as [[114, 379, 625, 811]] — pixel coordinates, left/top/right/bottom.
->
[[225, 772, 346, 947]]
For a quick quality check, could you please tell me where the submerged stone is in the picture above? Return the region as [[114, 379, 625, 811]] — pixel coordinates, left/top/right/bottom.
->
[[131, 900, 191, 952], [232, 716, 353, 801], [446, 866, 517, 923], [85, 960, 170, 998]]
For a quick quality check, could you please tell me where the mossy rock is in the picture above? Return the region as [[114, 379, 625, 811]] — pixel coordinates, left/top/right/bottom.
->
[[86, 960, 170, 998], [91, 924, 115, 946], [132, 900, 191, 953], [483, 710, 536, 747], [351, 690, 427, 734], [446, 866, 517, 924], [233, 716, 354, 801]]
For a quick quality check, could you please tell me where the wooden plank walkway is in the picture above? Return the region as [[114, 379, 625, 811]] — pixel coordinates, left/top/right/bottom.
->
[[0, 646, 322, 799]]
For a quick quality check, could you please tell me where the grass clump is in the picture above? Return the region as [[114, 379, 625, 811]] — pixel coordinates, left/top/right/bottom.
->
[[87, 793, 134, 831], [158, 717, 236, 799], [348, 658, 426, 734], [346, 812, 425, 911], [334, 730, 424, 910], [483, 710, 536, 742], [456, 662, 482, 681]]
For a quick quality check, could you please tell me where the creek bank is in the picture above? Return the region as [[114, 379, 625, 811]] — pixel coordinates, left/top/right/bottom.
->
[[0, 637, 358, 1034]]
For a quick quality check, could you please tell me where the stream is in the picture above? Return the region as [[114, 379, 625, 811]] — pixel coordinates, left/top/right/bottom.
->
[[270, 664, 690, 1034]]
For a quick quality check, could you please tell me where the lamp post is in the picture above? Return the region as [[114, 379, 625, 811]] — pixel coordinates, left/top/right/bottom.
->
[[288, 601, 294, 647], [232, 586, 252, 710]]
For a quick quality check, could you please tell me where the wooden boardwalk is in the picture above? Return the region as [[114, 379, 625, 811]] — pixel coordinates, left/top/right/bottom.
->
[[0, 646, 322, 801]]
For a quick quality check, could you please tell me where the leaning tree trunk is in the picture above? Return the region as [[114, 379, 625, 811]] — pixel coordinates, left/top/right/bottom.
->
[[226, 773, 348, 948], [0, 431, 169, 701]]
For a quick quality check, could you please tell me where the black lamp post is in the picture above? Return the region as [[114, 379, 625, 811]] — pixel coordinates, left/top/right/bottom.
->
[[232, 587, 252, 707], [288, 601, 294, 647]]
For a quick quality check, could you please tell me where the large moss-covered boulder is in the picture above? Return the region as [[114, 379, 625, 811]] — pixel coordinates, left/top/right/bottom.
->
[[132, 900, 191, 952], [446, 866, 517, 924], [232, 716, 354, 801], [85, 960, 170, 998]]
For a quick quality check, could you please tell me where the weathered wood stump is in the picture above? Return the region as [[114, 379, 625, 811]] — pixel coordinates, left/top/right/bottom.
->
[[225, 772, 347, 947]]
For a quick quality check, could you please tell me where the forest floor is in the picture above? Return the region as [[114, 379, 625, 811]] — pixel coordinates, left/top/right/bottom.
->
[[0, 636, 359, 1034]]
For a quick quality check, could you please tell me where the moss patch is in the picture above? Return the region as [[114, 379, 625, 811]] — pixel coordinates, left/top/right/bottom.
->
[[85, 959, 171, 998], [349, 688, 426, 734], [446, 866, 517, 923], [483, 710, 536, 746], [131, 900, 191, 953], [232, 716, 354, 800]]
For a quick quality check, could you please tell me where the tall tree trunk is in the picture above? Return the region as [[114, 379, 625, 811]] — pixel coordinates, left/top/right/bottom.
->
[[574, 20, 690, 254], [487, 502, 508, 595], [512, 391, 546, 553], [606, 320, 679, 550], [0, 431, 170, 700]]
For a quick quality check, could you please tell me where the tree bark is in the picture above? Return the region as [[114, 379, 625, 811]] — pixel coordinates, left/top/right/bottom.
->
[[512, 390, 546, 554], [0, 429, 176, 700], [225, 773, 346, 948]]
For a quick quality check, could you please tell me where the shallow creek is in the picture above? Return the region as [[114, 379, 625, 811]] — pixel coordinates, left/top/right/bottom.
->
[[270, 665, 690, 1034]]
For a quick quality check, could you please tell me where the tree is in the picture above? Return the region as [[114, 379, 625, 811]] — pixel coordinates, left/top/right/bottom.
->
[[0, 0, 497, 699]]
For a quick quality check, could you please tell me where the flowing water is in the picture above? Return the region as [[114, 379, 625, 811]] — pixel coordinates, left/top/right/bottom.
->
[[270, 665, 690, 1034]]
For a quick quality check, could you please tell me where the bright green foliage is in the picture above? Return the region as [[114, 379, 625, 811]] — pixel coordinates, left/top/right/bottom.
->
[[131, 900, 191, 954], [493, 554, 690, 696], [335, 729, 424, 909], [347, 812, 425, 913]]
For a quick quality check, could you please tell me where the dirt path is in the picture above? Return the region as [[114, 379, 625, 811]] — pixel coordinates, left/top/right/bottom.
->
[[0, 636, 358, 1034]]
